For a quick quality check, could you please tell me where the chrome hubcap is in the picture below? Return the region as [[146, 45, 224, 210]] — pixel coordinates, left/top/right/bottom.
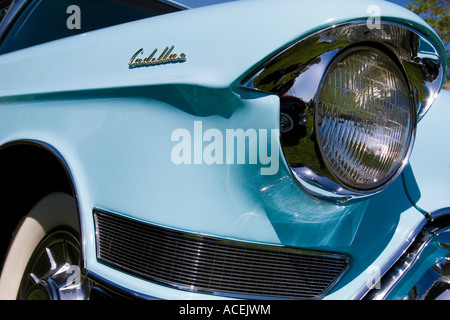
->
[[280, 112, 294, 133], [18, 230, 88, 300]]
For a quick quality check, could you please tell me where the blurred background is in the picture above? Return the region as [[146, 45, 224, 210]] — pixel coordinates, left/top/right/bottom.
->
[[400, 0, 449, 89]]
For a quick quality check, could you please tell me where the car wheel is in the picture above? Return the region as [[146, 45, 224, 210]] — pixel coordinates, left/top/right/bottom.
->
[[0, 192, 87, 300]]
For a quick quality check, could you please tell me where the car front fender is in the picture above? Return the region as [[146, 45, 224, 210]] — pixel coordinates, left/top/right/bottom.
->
[[404, 89, 450, 218]]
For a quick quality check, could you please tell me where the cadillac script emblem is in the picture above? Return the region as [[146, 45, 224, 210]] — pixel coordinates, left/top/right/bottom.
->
[[129, 46, 186, 68]]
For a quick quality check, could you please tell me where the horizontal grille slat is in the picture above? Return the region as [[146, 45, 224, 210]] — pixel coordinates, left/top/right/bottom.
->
[[97, 235, 346, 277], [94, 209, 349, 299]]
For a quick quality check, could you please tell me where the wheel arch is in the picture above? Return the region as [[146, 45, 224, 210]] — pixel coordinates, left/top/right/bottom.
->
[[0, 139, 80, 271]]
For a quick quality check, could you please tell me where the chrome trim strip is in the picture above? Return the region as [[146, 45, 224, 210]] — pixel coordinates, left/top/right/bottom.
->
[[351, 217, 427, 300], [362, 224, 430, 300], [362, 211, 450, 300], [428, 208, 450, 222], [157, 0, 190, 10], [292, 167, 372, 203], [86, 270, 161, 300], [402, 228, 450, 300]]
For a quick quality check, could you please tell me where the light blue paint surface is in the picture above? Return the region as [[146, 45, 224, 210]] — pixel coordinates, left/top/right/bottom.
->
[[0, 0, 447, 299], [0, 0, 445, 97], [406, 89, 450, 214]]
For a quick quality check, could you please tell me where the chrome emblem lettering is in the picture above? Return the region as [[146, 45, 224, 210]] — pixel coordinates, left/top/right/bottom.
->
[[128, 46, 186, 68]]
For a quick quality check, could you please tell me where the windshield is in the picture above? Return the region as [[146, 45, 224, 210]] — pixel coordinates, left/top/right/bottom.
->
[[0, 0, 182, 54]]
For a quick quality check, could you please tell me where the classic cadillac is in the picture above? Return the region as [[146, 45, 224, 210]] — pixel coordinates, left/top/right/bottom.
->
[[0, 0, 448, 300]]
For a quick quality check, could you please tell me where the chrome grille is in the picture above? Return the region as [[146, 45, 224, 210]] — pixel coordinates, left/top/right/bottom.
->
[[94, 209, 349, 299]]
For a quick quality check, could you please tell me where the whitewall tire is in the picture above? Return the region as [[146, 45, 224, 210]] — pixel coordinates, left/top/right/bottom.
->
[[0, 192, 83, 300]]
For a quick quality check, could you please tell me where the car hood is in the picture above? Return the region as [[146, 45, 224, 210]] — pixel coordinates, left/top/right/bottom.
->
[[0, 0, 444, 98]]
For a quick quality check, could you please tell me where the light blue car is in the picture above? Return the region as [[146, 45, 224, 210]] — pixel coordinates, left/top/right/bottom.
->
[[0, 0, 448, 300]]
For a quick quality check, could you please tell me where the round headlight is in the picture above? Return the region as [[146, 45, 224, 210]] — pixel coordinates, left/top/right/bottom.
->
[[316, 47, 414, 191]]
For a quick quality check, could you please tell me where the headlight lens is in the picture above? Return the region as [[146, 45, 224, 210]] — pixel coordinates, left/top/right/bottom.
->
[[316, 48, 414, 191], [241, 21, 443, 200]]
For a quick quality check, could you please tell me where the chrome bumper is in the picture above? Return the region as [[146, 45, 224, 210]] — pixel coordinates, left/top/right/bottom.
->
[[364, 214, 450, 300]]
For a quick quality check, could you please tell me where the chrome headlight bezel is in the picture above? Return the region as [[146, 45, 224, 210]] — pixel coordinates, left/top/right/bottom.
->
[[241, 20, 444, 202]]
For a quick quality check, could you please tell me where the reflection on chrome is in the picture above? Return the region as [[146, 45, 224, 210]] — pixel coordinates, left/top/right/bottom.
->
[[363, 218, 450, 300], [241, 20, 444, 201]]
